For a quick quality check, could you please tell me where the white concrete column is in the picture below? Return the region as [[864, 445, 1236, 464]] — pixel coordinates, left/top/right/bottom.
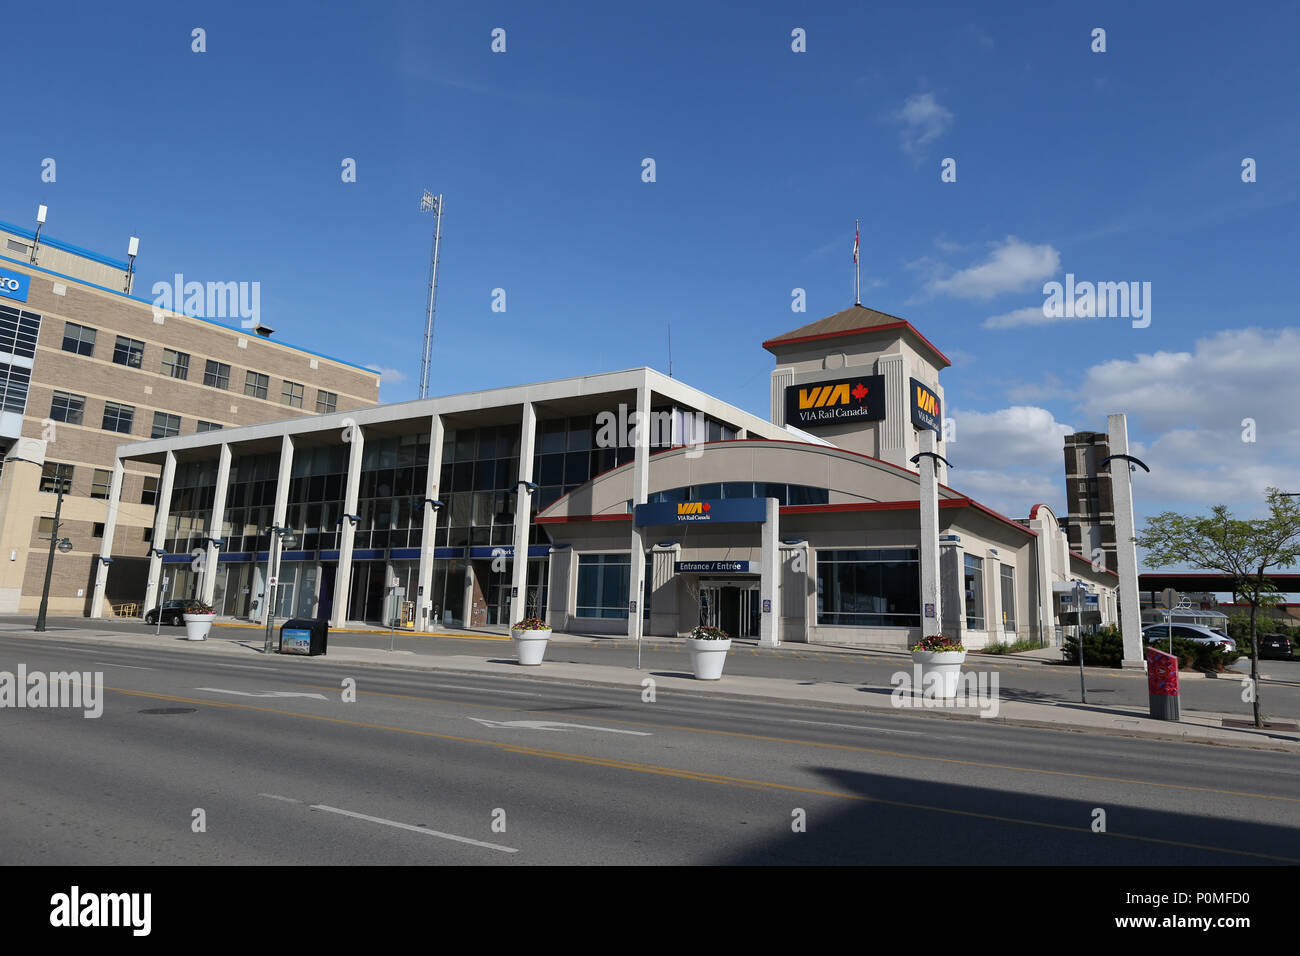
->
[[627, 380, 651, 642], [90, 457, 125, 619], [331, 423, 365, 628], [917, 429, 942, 636], [1107, 413, 1144, 665], [417, 415, 445, 629], [200, 443, 232, 607], [509, 402, 537, 627], [759, 497, 781, 646], [258, 434, 295, 624], [987, 554, 1004, 643], [142, 451, 177, 614]]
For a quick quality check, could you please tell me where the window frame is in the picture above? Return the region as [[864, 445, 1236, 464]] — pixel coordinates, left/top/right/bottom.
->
[[244, 370, 269, 399], [49, 390, 85, 426], [281, 379, 304, 408], [203, 359, 231, 390], [112, 335, 145, 369], [102, 401, 135, 435]]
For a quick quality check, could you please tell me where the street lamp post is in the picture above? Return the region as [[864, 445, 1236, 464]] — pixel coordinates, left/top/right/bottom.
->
[[34, 466, 73, 633], [261, 526, 297, 653]]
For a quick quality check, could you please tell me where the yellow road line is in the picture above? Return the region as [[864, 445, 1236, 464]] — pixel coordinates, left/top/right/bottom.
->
[[103, 685, 1300, 864]]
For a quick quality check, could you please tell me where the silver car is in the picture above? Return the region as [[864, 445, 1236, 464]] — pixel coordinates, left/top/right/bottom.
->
[[1143, 623, 1237, 653]]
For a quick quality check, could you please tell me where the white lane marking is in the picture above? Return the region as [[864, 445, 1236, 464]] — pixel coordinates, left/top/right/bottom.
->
[[196, 688, 328, 700], [466, 716, 651, 736], [258, 793, 303, 803], [93, 661, 155, 670], [310, 804, 518, 854]]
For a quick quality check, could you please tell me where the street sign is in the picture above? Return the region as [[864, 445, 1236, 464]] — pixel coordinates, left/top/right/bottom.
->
[[269, 576, 277, 587], [762, 599, 771, 613], [924, 603, 936, 619], [1160, 588, 1179, 610]]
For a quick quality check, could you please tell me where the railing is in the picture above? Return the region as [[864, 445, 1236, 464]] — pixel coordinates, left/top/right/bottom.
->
[[112, 602, 140, 618]]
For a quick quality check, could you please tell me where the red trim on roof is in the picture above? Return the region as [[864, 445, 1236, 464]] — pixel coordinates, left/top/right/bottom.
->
[[1028, 503, 1050, 520], [781, 501, 921, 515], [761, 320, 952, 369], [535, 513, 632, 525]]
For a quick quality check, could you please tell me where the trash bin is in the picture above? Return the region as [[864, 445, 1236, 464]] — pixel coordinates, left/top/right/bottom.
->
[[1145, 645, 1179, 720], [279, 618, 328, 656]]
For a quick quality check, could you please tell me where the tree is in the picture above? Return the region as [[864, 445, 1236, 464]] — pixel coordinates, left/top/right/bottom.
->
[[1139, 488, 1300, 728]]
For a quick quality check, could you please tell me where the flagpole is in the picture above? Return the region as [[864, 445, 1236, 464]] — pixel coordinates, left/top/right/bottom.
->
[[854, 219, 861, 306]]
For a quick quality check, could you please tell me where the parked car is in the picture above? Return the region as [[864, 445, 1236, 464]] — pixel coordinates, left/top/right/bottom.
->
[[144, 600, 189, 626], [1258, 633, 1295, 660], [1142, 623, 1237, 653]]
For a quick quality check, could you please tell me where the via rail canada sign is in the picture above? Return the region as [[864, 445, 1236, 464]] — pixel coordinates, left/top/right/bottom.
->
[[784, 374, 885, 428]]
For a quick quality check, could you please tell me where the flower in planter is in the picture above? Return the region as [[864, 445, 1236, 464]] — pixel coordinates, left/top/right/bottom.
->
[[689, 625, 730, 641], [185, 602, 215, 615], [910, 635, 965, 653], [512, 617, 549, 631]]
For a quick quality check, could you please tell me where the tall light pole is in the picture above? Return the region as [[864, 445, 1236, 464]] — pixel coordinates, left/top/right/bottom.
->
[[418, 190, 444, 400], [34, 464, 72, 632], [261, 525, 296, 653]]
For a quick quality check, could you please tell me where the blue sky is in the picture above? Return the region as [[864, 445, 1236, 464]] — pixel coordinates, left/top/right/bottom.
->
[[5, 1, 1299, 528]]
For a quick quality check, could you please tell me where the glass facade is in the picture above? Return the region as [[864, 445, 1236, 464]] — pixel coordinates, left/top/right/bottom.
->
[[964, 554, 985, 630], [576, 553, 631, 619], [164, 459, 219, 554], [1000, 565, 1016, 632], [816, 548, 920, 627]]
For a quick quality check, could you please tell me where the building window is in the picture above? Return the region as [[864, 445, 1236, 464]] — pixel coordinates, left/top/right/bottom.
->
[[281, 380, 304, 408], [0, 362, 32, 415], [142, 526, 153, 543], [141, 476, 159, 506], [61, 322, 97, 357], [161, 348, 190, 380], [102, 401, 135, 434], [38, 516, 55, 534], [197, 420, 223, 432], [151, 411, 181, 439], [1000, 565, 1016, 633], [204, 360, 230, 389], [49, 391, 85, 426], [244, 371, 269, 399], [575, 553, 630, 619], [39, 461, 73, 494], [6, 238, 30, 256], [91, 468, 113, 499], [93, 522, 105, 538], [113, 336, 145, 369], [0, 305, 41, 358], [815, 549, 920, 628], [964, 554, 986, 631], [316, 390, 338, 414]]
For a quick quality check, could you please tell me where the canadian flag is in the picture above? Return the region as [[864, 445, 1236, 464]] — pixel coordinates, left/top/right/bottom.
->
[[853, 226, 859, 264]]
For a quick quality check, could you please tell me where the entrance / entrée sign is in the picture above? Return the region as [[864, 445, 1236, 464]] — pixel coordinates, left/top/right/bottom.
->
[[674, 561, 753, 574], [910, 378, 942, 432], [924, 603, 935, 619], [634, 498, 768, 526], [0, 268, 30, 303], [785, 374, 886, 429]]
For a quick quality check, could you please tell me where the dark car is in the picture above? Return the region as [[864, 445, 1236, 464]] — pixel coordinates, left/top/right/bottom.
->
[[144, 600, 188, 626], [1258, 633, 1295, 660]]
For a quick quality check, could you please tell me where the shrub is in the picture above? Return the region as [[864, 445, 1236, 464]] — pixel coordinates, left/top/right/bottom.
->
[[1142, 632, 1241, 671], [184, 601, 214, 615], [979, 638, 1041, 655], [511, 617, 549, 631], [690, 625, 729, 640], [1062, 626, 1125, 667], [911, 635, 965, 653]]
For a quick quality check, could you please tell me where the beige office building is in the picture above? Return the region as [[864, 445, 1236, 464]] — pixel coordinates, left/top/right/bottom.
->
[[0, 216, 380, 615]]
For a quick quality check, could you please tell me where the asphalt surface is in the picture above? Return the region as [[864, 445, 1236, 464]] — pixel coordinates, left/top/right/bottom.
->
[[1, 630, 1298, 864], [31, 615, 1298, 724]]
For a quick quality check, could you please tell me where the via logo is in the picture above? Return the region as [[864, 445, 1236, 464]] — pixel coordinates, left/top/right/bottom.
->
[[677, 502, 711, 515]]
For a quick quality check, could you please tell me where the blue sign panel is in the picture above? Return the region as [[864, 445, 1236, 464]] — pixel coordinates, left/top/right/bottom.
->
[[280, 628, 313, 655], [467, 545, 552, 559], [0, 268, 30, 303], [674, 561, 753, 574], [634, 498, 768, 526]]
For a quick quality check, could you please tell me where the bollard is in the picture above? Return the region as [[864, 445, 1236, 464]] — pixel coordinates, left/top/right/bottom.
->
[[1145, 645, 1180, 721]]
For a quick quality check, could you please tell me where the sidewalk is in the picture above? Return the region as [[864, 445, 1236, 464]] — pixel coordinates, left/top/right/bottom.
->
[[7, 623, 1299, 752]]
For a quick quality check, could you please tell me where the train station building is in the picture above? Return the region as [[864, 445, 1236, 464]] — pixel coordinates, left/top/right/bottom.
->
[[89, 304, 1118, 649]]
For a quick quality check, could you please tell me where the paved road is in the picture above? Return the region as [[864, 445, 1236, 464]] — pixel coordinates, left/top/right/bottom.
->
[[1, 632, 1297, 864], [20, 615, 1297, 724]]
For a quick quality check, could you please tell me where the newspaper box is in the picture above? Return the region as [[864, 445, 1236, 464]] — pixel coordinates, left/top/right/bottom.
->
[[279, 618, 328, 656]]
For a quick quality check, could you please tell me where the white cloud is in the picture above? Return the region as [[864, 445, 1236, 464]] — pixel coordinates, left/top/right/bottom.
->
[[982, 303, 1097, 329], [948, 405, 1074, 470], [367, 365, 408, 385], [926, 236, 1060, 301], [893, 92, 953, 158]]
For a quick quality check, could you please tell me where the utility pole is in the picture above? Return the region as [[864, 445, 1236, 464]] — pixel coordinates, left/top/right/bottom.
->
[[34, 466, 70, 632], [418, 191, 444, 400]]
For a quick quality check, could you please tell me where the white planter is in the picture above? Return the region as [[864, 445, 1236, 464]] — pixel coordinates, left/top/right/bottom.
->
[[511, 627, 551, 665], [183, 612, 215, 642], [910, 649, 967, 698], [687, 637, 732, 680]]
